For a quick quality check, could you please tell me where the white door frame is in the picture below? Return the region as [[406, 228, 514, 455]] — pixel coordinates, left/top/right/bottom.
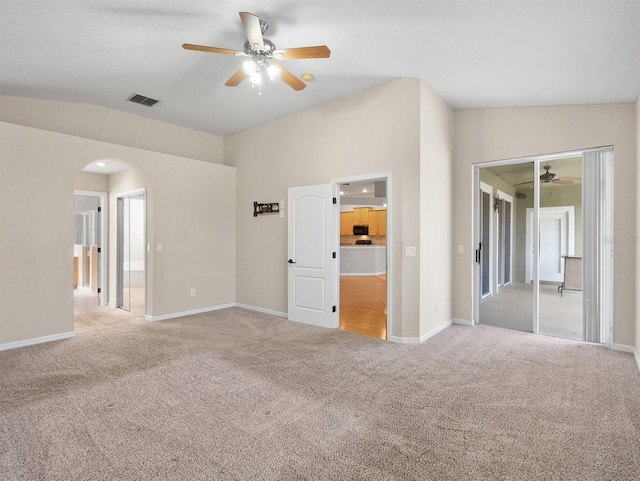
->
[[74, 190, 108, 306], [332, 172, 392, 340], [115, 188, 146, 316], [496, 190, 514, 290], [479, 182, 493, 298], [525, 206, 575, 283]]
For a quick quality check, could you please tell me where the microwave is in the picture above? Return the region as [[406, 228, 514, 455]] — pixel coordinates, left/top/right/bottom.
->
[[353, 225, 369, 236]]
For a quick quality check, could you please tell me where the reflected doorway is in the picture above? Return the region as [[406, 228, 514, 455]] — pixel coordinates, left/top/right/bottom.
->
[[476, 154, 594, 342], [117, 190, 146, 317], [73, 191, 106, 306]]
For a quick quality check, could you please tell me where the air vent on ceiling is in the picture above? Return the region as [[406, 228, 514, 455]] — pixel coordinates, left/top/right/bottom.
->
[[127, 93, 159, 107]]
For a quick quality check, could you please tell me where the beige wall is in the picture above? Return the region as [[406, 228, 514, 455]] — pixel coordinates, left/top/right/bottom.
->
[[225, 79, 428, 338], [75, 172, 109, 192], [0, 120, 236, 345], [0, 96, 224, 164], [453, 104, 636, 345], [419, 82, 454, 334]]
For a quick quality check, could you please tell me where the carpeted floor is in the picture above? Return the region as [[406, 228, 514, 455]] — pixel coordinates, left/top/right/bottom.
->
[[1, 302, 639, 480]]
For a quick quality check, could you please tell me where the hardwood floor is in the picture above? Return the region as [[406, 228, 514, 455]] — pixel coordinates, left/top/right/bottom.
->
[[339, 275, 387, 340]]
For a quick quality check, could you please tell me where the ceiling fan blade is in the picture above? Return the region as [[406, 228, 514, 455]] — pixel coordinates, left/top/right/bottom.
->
[[182, 44, 243, 56], [272, 64, 306, 91], [224, 68, 247, 87], [273, 46, 331, 60], [239, 12, 264, 51]]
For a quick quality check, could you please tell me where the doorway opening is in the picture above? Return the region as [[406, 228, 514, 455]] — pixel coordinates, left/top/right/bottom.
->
[[473, 148, 613, 344], [116, 190, 146, 317], [73, 190, 107, 307], [335, 175, 390, 340]]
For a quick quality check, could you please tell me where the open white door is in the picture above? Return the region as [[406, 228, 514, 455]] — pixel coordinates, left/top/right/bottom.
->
[[287, 184, 338, 329]]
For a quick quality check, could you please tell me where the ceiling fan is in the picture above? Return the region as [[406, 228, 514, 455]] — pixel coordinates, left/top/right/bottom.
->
[[515, 166, 581, 187], [182, 12, 330, 92]]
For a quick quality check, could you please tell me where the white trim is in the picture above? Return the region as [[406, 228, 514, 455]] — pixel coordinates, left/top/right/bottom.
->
[[339, 271, 387, 277], [236, 303, 287, 318], [116, 189, 147, 317], [611, 343, 640, 372], [611, 343, 635, 354], [389, 320, 452, 344], [146, 303, 236, 322], [452, 318, 474, 326], [333, 172, 392, 340], [479, 182, 494, 298], [0, 331, 75, 352], [496, 190, 514, 289], [74, 190, 108, 306]]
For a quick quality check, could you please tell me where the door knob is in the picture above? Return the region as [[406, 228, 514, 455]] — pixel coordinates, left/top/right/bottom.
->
[[288, 259, 296, 264]]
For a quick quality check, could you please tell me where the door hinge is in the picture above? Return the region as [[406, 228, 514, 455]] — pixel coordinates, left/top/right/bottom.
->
[[332, 251, 336, 258], [332, 305, 336, 313], [333, 197, 337, 204], [97, 206, 102, 212], [97, 288, 102, 294], [97, 247, 101, 253]]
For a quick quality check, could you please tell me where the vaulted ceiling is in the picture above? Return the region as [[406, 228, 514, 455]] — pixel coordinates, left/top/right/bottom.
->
[[1, 1, 638, 137]]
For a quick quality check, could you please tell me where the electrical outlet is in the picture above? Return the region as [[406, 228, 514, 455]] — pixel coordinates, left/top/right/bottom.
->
[[157, 243, 163, 252], [190, 289, 196, 296], [406, 246, 416, 257]]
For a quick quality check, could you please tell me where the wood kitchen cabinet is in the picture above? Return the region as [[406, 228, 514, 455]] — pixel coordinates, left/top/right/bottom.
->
[[364, 209, 386, 235], [376, 210, 386, 235], [340, 211, 354, 235], [353, 207, 372, 225], [368, 210, 378, 234]]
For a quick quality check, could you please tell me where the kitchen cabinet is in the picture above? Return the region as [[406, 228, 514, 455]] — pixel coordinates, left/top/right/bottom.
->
[[340, 211, 354, 235], [364, 209, 386, 235], [353, 207, 372, 225], [376, 210, 386, 235], [368, 210, 378, 235]]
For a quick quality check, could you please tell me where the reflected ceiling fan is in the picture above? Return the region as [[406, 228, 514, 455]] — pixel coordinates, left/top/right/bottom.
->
[[182, 12, 330, 92], [515, 166, 581, 187]]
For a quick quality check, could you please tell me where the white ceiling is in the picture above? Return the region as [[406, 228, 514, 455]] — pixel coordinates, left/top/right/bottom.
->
[[1, 1, 638, 137]]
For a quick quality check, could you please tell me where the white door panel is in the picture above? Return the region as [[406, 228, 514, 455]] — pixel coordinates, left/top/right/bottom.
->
[[288, 184, 337, 328]]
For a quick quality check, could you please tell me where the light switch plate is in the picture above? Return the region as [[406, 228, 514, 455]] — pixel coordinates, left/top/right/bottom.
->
[[406, 246, 416, 257]]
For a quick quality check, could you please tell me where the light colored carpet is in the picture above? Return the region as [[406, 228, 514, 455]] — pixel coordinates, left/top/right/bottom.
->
[[1, 303, 639, 480]]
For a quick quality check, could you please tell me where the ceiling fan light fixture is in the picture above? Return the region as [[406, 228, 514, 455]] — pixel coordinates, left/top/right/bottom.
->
[[249, 71, 263, 85], [266, 64, 280, 80], [242, 59, 258, 75]]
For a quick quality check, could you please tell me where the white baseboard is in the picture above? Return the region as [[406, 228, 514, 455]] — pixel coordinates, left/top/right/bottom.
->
[[452, 318, 474, 326], [146, 303, 236, 322], [611, 343, 635, 353], [235, 303, 287, 318], [389, 320, 453, 344], [0, 331, 75, 352], [340, 271, 387, 277], [611, 343, 640, 373]]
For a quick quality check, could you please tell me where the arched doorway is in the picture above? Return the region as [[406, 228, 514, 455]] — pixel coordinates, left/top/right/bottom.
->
[[74, 158, 149, 324]]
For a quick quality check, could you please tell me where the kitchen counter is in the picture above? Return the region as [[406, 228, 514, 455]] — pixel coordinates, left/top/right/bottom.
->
[[340, 245, 386, 276]]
